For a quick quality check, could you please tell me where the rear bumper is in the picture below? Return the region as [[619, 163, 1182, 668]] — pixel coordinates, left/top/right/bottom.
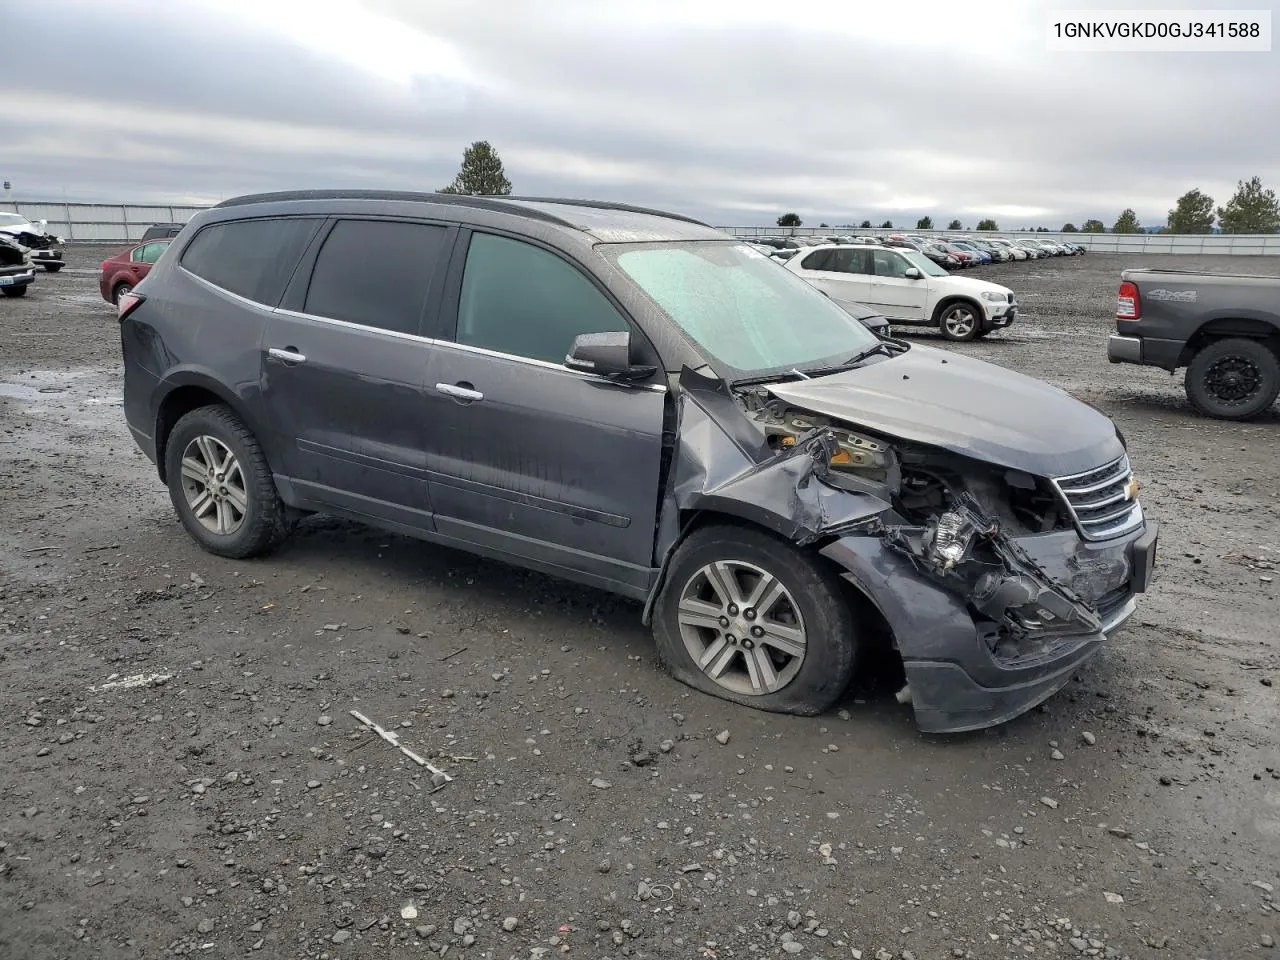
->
[[819, 519, 1158, 734], [1108, 334, 1184, 370], [1107, 334, 1142, 364]]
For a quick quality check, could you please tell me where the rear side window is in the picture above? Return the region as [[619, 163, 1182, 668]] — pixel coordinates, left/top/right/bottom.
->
[[303, 219, 450, 335], [801, 249, 836, 271], [181, 218, 320, 306], [455, 233, 629, 364]]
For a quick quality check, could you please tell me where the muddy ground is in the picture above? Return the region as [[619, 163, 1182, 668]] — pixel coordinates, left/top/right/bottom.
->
[[1, 247, 1277, 960]]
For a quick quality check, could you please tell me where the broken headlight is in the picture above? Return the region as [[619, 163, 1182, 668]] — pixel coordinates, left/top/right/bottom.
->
[[925, 496, 999, 570]]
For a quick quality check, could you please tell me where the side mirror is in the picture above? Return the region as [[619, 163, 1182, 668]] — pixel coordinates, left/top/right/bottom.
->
[[565, 331, 656, 381], [904, 267, 923, 280]]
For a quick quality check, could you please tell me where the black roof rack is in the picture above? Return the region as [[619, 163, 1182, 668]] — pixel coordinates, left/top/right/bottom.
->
[[211, 190, 709, 229]]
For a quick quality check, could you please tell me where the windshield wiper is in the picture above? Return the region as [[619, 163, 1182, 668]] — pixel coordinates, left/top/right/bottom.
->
[[799, 342, 897, 378], [842, 341, 897, 365]]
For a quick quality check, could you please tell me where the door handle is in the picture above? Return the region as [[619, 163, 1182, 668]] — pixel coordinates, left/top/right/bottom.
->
[[435, 382, 484, 402], [268, 347, 307, 364]]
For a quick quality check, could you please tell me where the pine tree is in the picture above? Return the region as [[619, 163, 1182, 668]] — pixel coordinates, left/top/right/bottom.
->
[[438, 141, 512, 196]]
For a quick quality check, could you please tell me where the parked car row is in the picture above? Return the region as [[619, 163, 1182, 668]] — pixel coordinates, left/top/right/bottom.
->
[[0, 218, 187, 304], [739, 233, 1086, 269]]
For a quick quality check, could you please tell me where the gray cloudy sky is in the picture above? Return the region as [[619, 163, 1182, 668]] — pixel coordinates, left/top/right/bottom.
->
[[3, 0, 1278, 227]]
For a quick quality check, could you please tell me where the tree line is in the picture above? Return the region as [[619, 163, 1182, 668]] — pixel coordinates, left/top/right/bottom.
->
[[780, 176, 1280, 234], [416, 145, 1280, 237]]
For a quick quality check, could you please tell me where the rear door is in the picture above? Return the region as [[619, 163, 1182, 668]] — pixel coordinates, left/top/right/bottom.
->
[[867, 248, 930, 320], [422, 230, 667, 597], [260, 217, 455, 531], [790, 247, 872, 301]]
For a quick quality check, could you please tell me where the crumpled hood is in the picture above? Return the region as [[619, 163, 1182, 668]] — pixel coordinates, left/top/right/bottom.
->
[[765, 345, 1124, 477]]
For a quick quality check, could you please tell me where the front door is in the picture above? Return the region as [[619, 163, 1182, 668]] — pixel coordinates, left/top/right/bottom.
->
[[867, 248, 930, 320], [423, 231, 667, 596], [260, 218, 454, 531]]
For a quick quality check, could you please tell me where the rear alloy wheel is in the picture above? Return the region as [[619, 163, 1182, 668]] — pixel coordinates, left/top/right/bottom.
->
[[939, 302, 981, 341], [653, 525, 859, 715], [1184, 338, 1280, 420], [164, 404, 293, 558], [112, 282, 133, 305]]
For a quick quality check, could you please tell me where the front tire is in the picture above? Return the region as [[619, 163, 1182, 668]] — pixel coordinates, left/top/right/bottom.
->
[[43, 263, 63, 273], [653, 525, 859, 715], [937, 301, 981, 341], [164, 405, 292, 558], [1, 285, 27, 298], [1184, 338, 1280, 420]]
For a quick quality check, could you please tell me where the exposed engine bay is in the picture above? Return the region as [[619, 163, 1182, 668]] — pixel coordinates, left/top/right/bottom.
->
[[736, 388, 1108, 659]]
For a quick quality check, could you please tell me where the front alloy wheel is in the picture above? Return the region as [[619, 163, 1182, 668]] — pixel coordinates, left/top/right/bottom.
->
[[939, 303, 980, 341], [676, 560, 807, 696], [653, 525, 860, 715]]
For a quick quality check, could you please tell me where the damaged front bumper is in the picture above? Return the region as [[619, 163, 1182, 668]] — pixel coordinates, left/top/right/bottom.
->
[[821, 518, 1158, 733]]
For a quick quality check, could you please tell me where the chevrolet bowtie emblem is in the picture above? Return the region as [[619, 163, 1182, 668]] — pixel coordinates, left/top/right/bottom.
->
[[1123, 476, 1139, 501]]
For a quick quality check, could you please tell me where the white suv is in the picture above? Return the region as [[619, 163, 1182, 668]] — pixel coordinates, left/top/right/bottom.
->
[[784, 244, 1018, 341]]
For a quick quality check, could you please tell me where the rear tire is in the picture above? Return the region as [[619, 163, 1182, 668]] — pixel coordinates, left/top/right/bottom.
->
[[652, 524, 859, 716], [164, 404, 293, 558], [112, 282, 133, 305], [1, 286, 27, 298], [1184, 338, 1280, 420]]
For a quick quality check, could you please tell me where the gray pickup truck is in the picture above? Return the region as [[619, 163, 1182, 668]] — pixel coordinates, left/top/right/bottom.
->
[[1107, 267, 1280, 420]]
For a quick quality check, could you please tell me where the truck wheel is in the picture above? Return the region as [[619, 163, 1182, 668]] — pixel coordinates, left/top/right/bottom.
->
[[652, 525, 859, 715], [164, 404, 293, 558], [938, 302, 980, 341], [1184, 338, 1280, 420]]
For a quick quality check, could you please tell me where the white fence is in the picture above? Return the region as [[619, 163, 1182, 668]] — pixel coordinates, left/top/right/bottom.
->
[[0, 201, 208, 243], [2, 200, 1278, 253], [718, 226, 1280, 256]]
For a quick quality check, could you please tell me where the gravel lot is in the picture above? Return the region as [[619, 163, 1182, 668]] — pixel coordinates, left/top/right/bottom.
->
[[2, 246, 1278, 960]]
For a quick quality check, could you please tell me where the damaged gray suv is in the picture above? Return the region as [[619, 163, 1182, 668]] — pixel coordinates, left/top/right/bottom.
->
[[119, 192, 1158, 733]]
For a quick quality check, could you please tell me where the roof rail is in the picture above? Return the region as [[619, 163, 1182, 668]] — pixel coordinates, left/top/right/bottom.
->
[[210, 190, 710, 228]]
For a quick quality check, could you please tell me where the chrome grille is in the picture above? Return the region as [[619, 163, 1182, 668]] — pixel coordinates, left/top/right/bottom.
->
[[1052, 455, 1143, 541]]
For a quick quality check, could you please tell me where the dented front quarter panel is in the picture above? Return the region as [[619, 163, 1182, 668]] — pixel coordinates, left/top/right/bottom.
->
[[648, 366, 1150, 734], [666, 367, 894, 543]]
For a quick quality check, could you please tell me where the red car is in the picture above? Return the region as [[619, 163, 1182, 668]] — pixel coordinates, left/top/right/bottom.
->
[[99, 239, 170, 304]]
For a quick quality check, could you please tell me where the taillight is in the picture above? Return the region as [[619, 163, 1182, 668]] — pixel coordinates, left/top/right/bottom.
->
[[1116, 280, 1140, 320], [117, 291, 146, 322]]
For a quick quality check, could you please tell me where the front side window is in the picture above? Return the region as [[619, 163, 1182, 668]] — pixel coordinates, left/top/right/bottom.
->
[[898, 250, 948, 277], [872, 249, 910, 278], [609, 241, 878, 377], [303, 219, 449, 335], [456, 233, 629, 364], [181, 217, 321, 306]]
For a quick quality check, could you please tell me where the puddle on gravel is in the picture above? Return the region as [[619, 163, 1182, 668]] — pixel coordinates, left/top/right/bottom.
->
[[0, 367, 125, 431]]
